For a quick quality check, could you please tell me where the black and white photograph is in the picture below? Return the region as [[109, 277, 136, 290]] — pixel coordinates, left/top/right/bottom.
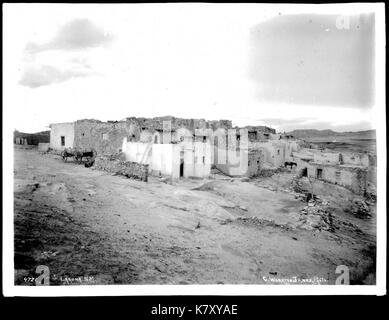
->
[[2, 3, 386, 296]]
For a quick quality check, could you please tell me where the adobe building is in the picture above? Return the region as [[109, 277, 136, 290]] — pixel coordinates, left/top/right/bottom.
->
[[49, 122, 75, 150], [121, 139, 212, 179], [50, 116, 232, 153], [213, 128, 270, 177], [49, 116, 231, 179], [212, 128, 301, 177], [291, 149, 369, 195]]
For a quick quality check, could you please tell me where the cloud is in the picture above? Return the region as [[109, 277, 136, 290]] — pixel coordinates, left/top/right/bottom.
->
[[19, 64, 90, 88], [249, 13, 375, 109], [19, 19, 112, 88], [25, 18, 113, 53], [256, 117, 315, 126]]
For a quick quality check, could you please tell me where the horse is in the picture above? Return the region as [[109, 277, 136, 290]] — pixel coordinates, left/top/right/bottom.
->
[[284, 161, 297, 169], [61, 148, 76, 162], [74, 149, 97, 164], [61, 148, 97, 163]]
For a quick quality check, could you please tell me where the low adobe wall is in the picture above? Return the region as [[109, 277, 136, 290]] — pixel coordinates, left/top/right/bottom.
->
[[93, 155, 149, 182], [38, 143, 50, 152]]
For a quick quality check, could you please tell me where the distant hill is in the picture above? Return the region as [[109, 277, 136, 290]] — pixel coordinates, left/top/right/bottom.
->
[[286, 129, 376, 139], [14, 130, 50, 145]]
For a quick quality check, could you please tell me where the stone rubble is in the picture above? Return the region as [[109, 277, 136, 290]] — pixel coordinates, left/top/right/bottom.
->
[[93, 154, 149, 182], [346, 198, 372, 218]]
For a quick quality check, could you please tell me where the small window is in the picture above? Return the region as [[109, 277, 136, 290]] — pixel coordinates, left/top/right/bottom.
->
[[203, 136, 207, 143], [202, 156, 205, 164], [316, 168, 323, 179], [102, 133, 108, 140], [61, 136, 65, 146]]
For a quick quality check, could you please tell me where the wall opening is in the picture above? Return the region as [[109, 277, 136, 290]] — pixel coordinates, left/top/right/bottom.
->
[[316, 168, 323, 179], [302, 167, 308, 177], [180, 160, 184, 177], [61, 136, 65, 146]]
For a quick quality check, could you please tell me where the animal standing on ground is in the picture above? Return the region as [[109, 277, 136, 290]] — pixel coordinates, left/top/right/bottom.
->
[[61, 148, 97, 164], [284, 161, 297, 169], [75, 149, 97, 164], [61, 148, 76, 162]]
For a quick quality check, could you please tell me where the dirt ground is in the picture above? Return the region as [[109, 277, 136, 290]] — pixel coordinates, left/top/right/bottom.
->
[[14, 146, 376, 285]]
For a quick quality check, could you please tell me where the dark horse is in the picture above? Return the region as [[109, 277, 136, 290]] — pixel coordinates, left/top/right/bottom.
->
[[61, 148, 96, 163], [75, 149, 97, 164], [284, 161, 297, 169], [61, 148, 76, 162]]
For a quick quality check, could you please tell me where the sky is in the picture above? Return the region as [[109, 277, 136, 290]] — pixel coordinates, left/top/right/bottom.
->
[[3, 4, 378, 133]]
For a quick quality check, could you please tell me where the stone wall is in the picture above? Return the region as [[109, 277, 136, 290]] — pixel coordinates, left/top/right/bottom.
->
[[307, 163, 367, 195], [73, 120, 139, 155], [72, 117, 234, 156], [247, 149, 265, 177], [126, 116, 233, 131], [93, 155, 149, 182]]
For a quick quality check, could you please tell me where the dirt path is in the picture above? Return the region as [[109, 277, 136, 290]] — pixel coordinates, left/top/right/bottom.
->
[[14, 146, 376, 285]]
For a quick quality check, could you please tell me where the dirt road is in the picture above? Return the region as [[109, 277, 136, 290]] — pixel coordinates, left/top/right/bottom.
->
[[14, 146, 376, 285]]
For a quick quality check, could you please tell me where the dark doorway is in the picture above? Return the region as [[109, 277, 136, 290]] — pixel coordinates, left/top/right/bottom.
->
[[316, 168, 323, 179], [180, 161, 184, 177], [302, 167, 308, 177]]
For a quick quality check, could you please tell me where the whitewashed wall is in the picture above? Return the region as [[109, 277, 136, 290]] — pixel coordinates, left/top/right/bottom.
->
[[49, 122, 75, 150]]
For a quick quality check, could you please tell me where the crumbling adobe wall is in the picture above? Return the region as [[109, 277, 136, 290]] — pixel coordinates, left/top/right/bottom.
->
[[74, 120, 140, 155], [307, 163, 367, 195], [247, 149, 265, 177], [245, 125, 276, 135], [312, 150, 340, 164], [126, 116, 232, 132], [342, 152, 370, 166], [38, 143, 50, 152], [251, 141, 285, 167], [93, 155, 149, 182], [73, 117, 232, 155]]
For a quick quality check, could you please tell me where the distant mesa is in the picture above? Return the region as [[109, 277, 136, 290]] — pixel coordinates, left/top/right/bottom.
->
[[286, 129, 376, 139]]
